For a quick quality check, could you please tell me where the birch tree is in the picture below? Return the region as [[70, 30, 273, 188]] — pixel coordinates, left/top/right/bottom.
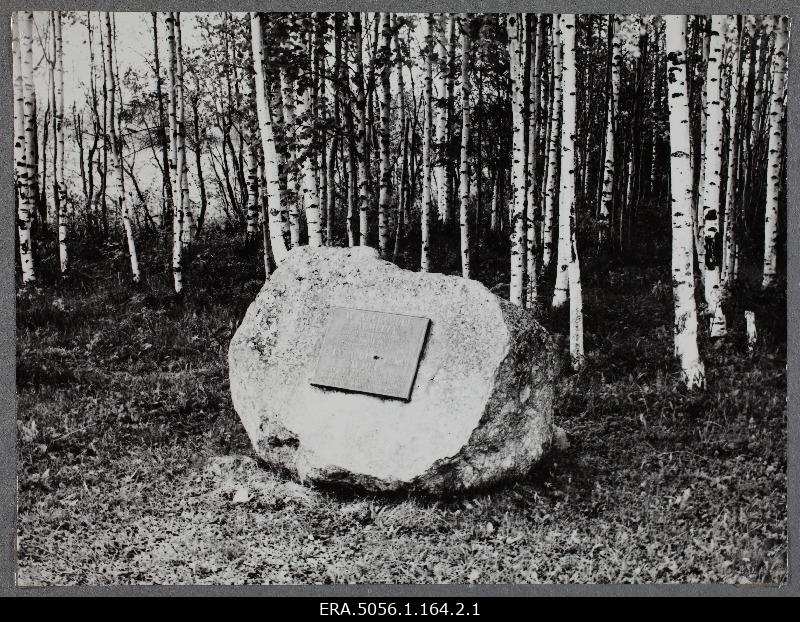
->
[[14, 12, 36, 284], [458, 14, 472, 279], [665, 15, 706, 389], [166, 13, 183, 292], [326, 13, 343, 247], [296, 33, 323, 247], [421, 13, 435, 272], [542, 18, 562, 271], [251, 12, 289, 265], [552, 14, 573, 311], [507, 13, 527, 307], [526, 15, 544, 307], [598, 15, 621, 244], [693, 17, 711, 284], [102, 12, 140, 283], [54, 12, 67, 273], [700, 15, 727, 337], [762, 15, 789, 288], [377, 12, 392, 256], [721, 16, 741, 291], [279, 68, 301, 247], [350, 13, 371, 247], [556, 14, 584, 367], [175, 16, 193, 248], [151, 13, 172, 228], [434, 14, 452, 223], [243, 32, 260, 243]]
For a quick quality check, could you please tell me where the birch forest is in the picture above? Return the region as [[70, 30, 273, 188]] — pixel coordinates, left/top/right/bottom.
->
[[15, 12, 790, 585]]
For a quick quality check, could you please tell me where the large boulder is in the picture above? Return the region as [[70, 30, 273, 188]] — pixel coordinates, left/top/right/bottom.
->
[[228, 246, 559, 494]]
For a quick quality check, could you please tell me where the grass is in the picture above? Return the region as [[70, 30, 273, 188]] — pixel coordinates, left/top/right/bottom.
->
[[15, 225, 787, 585]]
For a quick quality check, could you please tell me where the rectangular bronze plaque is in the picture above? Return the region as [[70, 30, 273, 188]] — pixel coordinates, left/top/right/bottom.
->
[[310, 307, 431, 401]]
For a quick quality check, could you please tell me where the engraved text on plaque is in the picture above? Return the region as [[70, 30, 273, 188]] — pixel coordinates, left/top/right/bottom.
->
[[310, 307, 431, 400]]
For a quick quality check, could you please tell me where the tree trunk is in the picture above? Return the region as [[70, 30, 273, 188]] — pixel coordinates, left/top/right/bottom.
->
[[421, 13, 435, 272], [557, 15, 584, 370], [434, 14, 452, 224], [191, 84, 208, 236], [721, 16, 741, 292], [507, 13, 527, 307], [296, 38, 323, 247], [174, 16, 193, 248], [54, 12, 68, 273], [701, 15, 727, 337], [458, 13, 472, 279], [762, 15, 789, 288], [598, 15, 620, 245], [542, 18, 562, 271], [103, 12, 140, 283], [152, 12, 172, 229], [351, 13, 371, 247], [251, 13, 290, 266], [552, 14, 572, 310], [693, 18, 711, 291], [278, 68, 302, 247], [525, 14, 544, 307], [14, 12, 36, 284], [166, 12, 183, 292], [377, 12, 392, 257], [665, 15, 706, 389], [327, 13, 343, 246]]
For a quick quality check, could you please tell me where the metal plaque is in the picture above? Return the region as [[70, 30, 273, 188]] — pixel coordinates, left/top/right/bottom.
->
[[310, 307, 431, 401]]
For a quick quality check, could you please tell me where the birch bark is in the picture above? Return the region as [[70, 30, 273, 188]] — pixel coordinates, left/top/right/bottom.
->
[[14, 12, 36, 284], [250, 13, 289, 265], [762, 15, 789, 288], [458, 14, 472, 279], [665, 15, 706, 389], [507, 13, 527, 307]]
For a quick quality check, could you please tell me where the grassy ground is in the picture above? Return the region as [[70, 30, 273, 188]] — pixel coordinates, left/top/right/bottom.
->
[[16, 227, 787, 585]]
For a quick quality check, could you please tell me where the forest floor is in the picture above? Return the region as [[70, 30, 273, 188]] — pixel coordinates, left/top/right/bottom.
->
[[15, 226, 787, 585]]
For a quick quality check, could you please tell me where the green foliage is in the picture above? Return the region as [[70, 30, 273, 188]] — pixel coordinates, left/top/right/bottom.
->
[[16, 229, 786, 585]]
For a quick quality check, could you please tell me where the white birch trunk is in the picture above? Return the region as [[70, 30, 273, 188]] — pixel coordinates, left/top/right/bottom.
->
[[54, 12, 68, 273], [351, 13, 371, 247], [22, 14, 39, 233], [421, 14, 435, 271], [721, 16, 740, 292], [434, 14, 451, 223], [507, 13, 527, 307], [693, 19, 711, 288], [458, 13, 472, 279], [557, 15, 584, 366], [701, 15, 727, 337], [251, 13, 289, 266], [377, 12, 392, 257], [762, 15, 789, 288], [14, 12, 36, 284], [296, 57, 323, 247], [526, 15, 543, 307], [279, 69, 302, 247], [542, 19, 562, 271], [164, 13, 177, 231], [166, 13, 182, 292], [599, 15, 620, 245], [665, 15, 706, 389], [243, 29, 259, 242], [104, 11, 140, 283], [745, 310, 757, 351], [175, 15, 193, 249], [551, 14, 572, 310], [245, 146, 260, 239], [750, 21, 766, 149]]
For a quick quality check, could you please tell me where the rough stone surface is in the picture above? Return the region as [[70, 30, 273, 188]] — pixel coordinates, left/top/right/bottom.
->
[[228, 246, 559, 494]]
